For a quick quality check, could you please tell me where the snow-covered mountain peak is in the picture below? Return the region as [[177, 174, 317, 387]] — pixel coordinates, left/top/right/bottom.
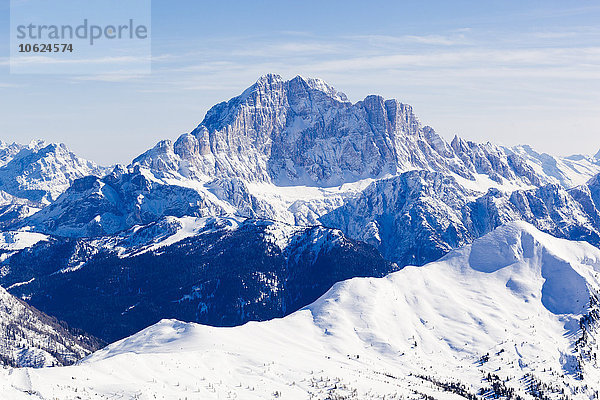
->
[[0, 139, 46, 150], [0, 141, 107, 204], [456, 221, 599, 314], [26, 139, 47, 150], [290, 74, 349, 102], [130, 76, 456, 185], [125, 75, 600, 189], [240, 73, 349, 104], [311, 221, 600, 327]]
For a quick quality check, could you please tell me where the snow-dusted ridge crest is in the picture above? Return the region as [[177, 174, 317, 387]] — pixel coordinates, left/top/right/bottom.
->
[[4, 222, 600, 399], [239, 74, 350, 103]]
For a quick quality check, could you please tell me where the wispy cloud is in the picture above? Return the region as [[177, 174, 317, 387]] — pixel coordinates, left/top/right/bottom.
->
[[345, 33, 469, 46], [231, 41, 348, 57], [10, 55, 152, 66], [70, 72, 149, 82], [158, 45, 600, 84], [0, 82, 24, 88]]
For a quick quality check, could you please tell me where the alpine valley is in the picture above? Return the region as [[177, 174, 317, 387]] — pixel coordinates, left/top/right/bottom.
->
[[2, 74, 600, 399]]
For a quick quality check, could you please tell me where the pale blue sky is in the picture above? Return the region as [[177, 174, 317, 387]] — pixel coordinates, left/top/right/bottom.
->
[[1, 0, 599, 165]]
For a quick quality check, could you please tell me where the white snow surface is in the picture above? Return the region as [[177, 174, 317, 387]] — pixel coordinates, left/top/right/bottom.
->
[[0, 231, 48, 251], [119, 216, 243, 257], [4, 221, 600, 399]]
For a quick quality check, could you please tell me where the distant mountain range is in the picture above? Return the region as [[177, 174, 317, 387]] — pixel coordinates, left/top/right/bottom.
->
[[2, 75, 600, 335], [1, 75, 600, 396]]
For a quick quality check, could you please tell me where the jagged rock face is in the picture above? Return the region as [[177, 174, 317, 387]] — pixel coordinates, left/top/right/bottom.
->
[[22, 167, 237, 237], [506, 145, 600, 188], [0, 218, 397, 342], [0, 141, 106, 204], [570, 175, 600, 229], [0, 285, 102, 368], [0, 140, 35, 167], [448, 138, 550, 186], [134, 74, 408, 185], [587, 174, 600, 209], [205, 177, 277, 219], [322, 170, 600, 265], [132, 74, 556, 188], [321, 171, 476, 265], [506, 184, 600, 242], [464, 183, 600, 250]]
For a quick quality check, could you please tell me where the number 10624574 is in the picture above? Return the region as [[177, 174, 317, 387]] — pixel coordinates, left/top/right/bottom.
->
[[18, 43, 73, 53]]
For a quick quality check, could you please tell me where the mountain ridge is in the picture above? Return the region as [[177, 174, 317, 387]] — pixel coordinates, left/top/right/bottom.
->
[[2, 75, 600, 375], [0, 140, 106, 205], [4, 222, 600, 398]]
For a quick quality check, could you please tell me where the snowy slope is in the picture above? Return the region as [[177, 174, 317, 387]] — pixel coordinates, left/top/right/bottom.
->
[[4, 222, 600, 399], [0, 231, 48, 251], [0, 231, 48, 263], [506, 145, 600, 188], [0, 141, 106, 204], [0, 192, 42, 230]]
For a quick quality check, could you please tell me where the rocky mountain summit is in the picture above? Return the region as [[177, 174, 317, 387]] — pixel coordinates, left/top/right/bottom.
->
[[133, 74, 597, 188], [0, 140, 105, 204]]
